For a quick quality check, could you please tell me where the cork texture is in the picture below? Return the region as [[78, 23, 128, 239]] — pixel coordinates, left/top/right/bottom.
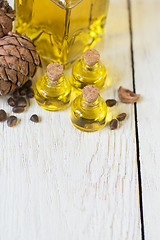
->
[[47, 63, 63, 81], [82, 85, 99, 103], [83, 49, 100, 66]]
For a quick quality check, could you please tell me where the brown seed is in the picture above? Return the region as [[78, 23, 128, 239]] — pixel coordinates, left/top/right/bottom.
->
[[7, 97, 16, 107], [30, 114, 39, 123], [13, 89, 20, 98], [110, 119, 118, 130], [117, 113, 127, 121], [118, 86, 140, 103], [16, 97, 27, 107], [26, 88, 34, 98], [0, 109, 7, 121], [23, 80, 32, 89], [7, 116, 17, 127], [12, 106, 25, 113], [19, 87, 28, 96], [106, 99, 117, 107]]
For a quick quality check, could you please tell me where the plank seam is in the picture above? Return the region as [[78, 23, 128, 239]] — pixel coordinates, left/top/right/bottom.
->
[[127, 0, 145, 239]]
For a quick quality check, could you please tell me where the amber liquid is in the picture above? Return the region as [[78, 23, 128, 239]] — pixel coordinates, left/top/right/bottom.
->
[[35, 74, 71, 111], [71, 95, 107, 132], [71, 58, 107, 92], [14, 0, 109, 67]]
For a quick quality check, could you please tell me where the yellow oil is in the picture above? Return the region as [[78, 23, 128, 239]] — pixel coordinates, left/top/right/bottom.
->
[[71, 57, 107, 92], [35, 73, 71, 111], [14, 0, 109, 67], [71, 94, 107, 132]]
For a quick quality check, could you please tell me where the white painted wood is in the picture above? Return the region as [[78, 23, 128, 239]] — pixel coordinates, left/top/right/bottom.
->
[[9, 0, 14, 8], [132, 0, 160, 239], [0, 0, 141, 239]]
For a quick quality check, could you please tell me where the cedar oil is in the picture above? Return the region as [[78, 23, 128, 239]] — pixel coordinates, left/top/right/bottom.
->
[[35, 63, 71, 111], [71, 85, 107, 132], [14, 0, 109, 67], [71, 49, 107, 92]]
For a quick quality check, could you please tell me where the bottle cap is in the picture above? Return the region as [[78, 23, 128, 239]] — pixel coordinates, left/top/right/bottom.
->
[[82, 85, 99, 103], [83, 49, 100, 66], [47, 63, 64, 81]]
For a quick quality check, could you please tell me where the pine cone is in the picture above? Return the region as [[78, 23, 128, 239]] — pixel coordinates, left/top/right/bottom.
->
[[0, 0, 14, 38], [0, 32, 42, 96]]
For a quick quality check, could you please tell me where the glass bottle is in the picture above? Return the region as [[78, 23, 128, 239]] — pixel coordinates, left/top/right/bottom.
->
[[14, 0, 110, 67], [71, 49, 107, 92], [71, 85, 107, 132], [35, 63, 71, 111]]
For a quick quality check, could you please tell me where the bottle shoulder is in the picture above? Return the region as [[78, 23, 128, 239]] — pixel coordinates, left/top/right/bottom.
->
[[36, 73, 71, 97], [71, 95, 107, 116], [36, 73, 70, 87], [72, 59, 107, 79]]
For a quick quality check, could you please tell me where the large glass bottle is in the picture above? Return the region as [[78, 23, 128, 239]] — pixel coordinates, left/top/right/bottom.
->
[[14, 0, 109, 67]]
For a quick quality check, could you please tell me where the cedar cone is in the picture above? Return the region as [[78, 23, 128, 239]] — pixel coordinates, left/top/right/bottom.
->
[[0, 0, 14, 38], [0, 32, 42, 96]]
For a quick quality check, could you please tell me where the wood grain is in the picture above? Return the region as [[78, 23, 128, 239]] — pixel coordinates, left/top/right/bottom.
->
[[132, 0, 160, 239], [0, 0, 141, 239]]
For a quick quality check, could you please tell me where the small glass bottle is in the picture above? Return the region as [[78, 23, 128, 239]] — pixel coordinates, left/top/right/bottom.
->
[[71, 85, 107, 132], [71, 49, 107, 92], [35, 63, 71, 111]]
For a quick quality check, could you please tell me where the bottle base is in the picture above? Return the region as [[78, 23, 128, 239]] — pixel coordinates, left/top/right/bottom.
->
[[71, 82, 106, 93], [71, 120, 106, 132], [36, 101, 70, 111], [34, 86, 71, 112]]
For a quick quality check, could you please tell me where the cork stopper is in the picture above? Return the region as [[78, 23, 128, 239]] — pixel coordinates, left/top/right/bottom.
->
[[83, 49, 100, 66], [82, 85, 99, 103], [47, 63, 64, 81]]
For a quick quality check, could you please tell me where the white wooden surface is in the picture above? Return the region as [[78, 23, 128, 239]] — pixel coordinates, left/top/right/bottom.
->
[[132, 0, 160, 239], [0, 0, 142, 239]]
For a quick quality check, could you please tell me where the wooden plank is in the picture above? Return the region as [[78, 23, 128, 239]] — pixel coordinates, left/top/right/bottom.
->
[[9, 0, 13, 7], [0, 0, 141, 239], [131, 0, 160, 239]]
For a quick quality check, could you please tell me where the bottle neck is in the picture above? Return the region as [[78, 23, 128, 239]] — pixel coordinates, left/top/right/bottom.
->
[[81, 58, 99, 71], [45, 73, 64, 86], [81, 95, 100, 109]]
